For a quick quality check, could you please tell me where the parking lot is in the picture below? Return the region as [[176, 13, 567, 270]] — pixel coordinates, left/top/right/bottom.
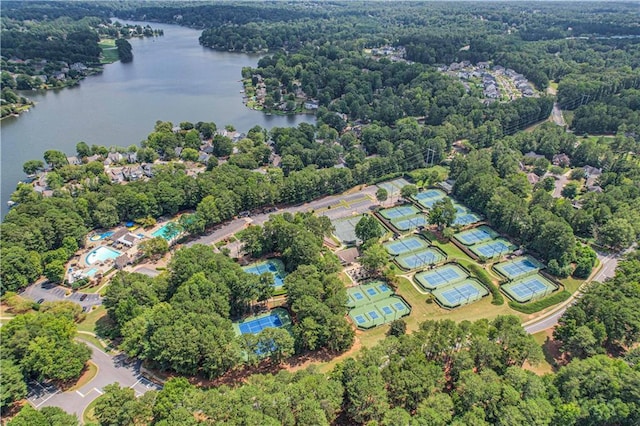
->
[[27, 381, 59, 408], [20, 280, 102, 310]]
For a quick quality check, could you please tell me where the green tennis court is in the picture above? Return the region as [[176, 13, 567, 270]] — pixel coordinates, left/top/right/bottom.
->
[[494, 256, 544, 280], [348, 296, 411, 329], [453, 211, 482, 226], [332, 214, 366, 245], [379, 204, 420, 220], [383, 236, 430, 255], [432, 278, 488, 309], [377, 178, 412, 196], [346, 281, 393, 308], [412, 189, 447, 208], [396, 247, 446, 270], [390, 214, 428, 231], [454, 225, 499, 246], [469, 238, 516, 259], [414, 263, 468, 291], [502, 273, 557, 303]]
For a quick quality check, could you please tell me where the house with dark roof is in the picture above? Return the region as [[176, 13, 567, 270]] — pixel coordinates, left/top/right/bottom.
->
[[552, 153, 571, 167]]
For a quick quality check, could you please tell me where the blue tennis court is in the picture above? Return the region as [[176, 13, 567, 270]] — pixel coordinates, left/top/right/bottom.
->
[[381, 306, 393, 315], [380, 205, 420, 219], [414, 263, 467, 290], [454, 226, 497, 246], [394, 302, 406, 311], [369, 310, 380, 320], [353, 292, 364, 300], [243, 259, 286, 288], [392, 215, 428, 231], [470, 239, 515, 258], [379, 284, 390, 291], [454, 212, 482, 226], [452, 203, 467, 214], [384, 236, 428, 255], [396, 248, 445, 269], [494, 256, 542, 280], [440, 283, 480, 305], [354, 315, 366, 324], [238, 313, 284, 335], [502, 274, 557, 303], [413, 189, 446, 201], [367, 288, 378, 296]]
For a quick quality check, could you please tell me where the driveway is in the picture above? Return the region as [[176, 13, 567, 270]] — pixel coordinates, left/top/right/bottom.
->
[[551, 102, 566, 127], [38, 341, 161, 418], [20, 280, 102, 310], [550, 171, 570, 198]]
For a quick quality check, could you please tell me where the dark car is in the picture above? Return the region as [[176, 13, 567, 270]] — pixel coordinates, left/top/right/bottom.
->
[[79, 294, 88, 301], [37, 298, 45, 304]]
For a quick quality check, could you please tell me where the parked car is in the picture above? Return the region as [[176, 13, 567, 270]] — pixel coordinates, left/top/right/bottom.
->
[[79, 294, 88, 301], [37, 298, 45, 304]]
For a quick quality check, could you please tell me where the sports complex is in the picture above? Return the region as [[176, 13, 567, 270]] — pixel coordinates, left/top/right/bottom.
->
[[346, 281, 411, 329], [493, 256, 544, 280]]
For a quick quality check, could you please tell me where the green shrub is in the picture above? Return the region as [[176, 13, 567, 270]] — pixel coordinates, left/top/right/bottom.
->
[[508, 290, 571, 314], [467, 263, 504, 305]]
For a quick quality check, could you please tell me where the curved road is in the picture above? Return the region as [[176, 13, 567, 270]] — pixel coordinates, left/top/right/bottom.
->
[[32, 339, 160, 419]]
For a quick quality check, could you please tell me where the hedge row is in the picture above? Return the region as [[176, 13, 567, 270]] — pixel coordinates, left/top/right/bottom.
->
[[467, 263, 504, 305], [508, 290, 572, 314]]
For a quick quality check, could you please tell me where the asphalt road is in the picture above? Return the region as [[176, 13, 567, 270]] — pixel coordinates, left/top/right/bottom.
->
[[21, 280, 102, 310], [187, 185, 378, 247], [551, 102, 566, 127], [37, 341, 160, 418]]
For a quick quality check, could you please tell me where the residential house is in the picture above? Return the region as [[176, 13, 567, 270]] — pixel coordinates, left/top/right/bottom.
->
[[126, 152, 138, 163], [477, 61, 490, 69], [141, 163, 154, 178], [198, 153, 210, 164], [117, 232, 140, 247], [304, 99, 319, 110], [66, 156, 82, 166], [552, 153, 571, 167], [86, 154, 101, 163], [583, 165, 602, 187], [122, 165, 143, 181], [107, 168, 125, 184], [527, 173, 540, 185]]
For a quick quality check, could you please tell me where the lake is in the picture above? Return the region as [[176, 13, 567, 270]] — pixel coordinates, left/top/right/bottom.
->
[[0, 20, 315, 218]]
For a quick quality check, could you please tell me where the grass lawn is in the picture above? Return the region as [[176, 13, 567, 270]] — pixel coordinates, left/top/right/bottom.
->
[[76, 333, 110, 352], [67, 361, 98, 392], [82, 397, 100, 425], [99, 39, 118, 64], [78, 306, 106, 333], [524, 329, 556, 375]]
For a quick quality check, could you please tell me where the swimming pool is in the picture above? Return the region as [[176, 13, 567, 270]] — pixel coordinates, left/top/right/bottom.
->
[[86, 268, 99, 277], [152, 223, 180, 241], [85, 246, 121, 265]]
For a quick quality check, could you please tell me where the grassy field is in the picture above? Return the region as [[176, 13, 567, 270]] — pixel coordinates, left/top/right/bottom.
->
[[78, 306, 106, 333], [99, 39, 119, 64]]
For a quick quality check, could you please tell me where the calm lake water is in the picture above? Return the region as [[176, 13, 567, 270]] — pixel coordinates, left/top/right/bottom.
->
[[0, 20, 315, 218]]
